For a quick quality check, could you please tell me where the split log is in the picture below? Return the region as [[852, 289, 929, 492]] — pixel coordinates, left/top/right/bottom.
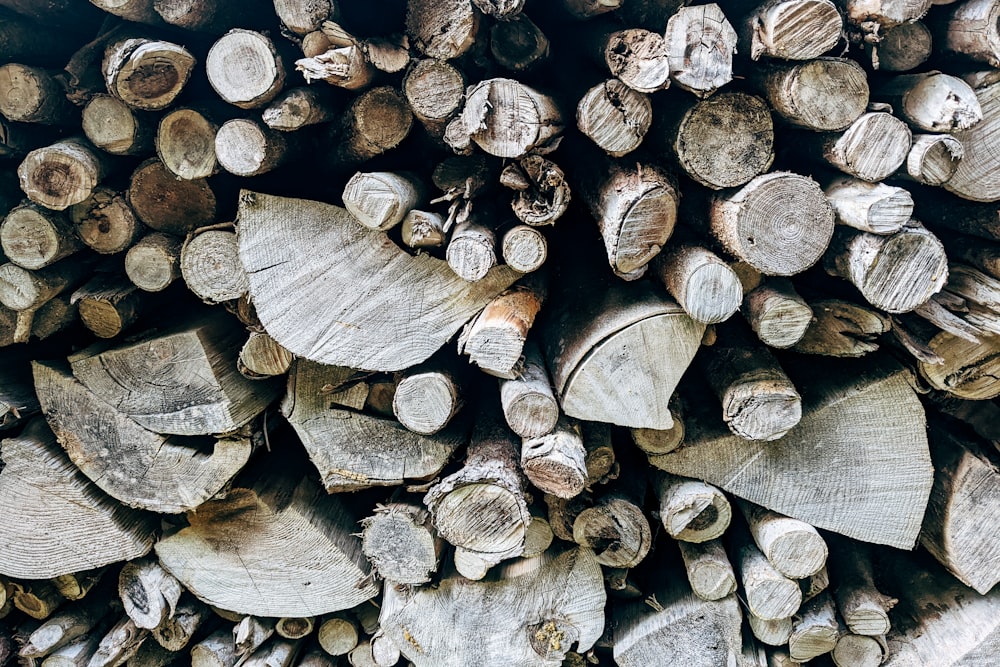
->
[[127, 159, 217, 235], [156, 469, 379, 617], [826, 222, 948, 313], [875, 72, 982, 133], [283, 359, 464, 490], [575, 79, 651, 158], [945, 0, 1000, 67], [653, 245, 742, 325], [71, 274, 143, 339], [875, 21, 932, 71], [521, 416, 588, 500], [792, 299, 890, 356], [424, 406, 530, 569], [0, 64, 73, 124], [206, 30, 286, 109], [736, 537, 803, 621], [316, 617, 357, 657], [501, 225, 546, 272], [824, 178, 913, 235], [190, 629, 236, 667], [788, 593, 839, 662], [710, 172, 835, 276], [405, 0, 478, 60], [103, 39, 195, 111], [89, 616, 147, 667], [755, 58, 869, 131], [742, 279, 812, 348], [501, 155, 570, 227], [262, 87, 337, 132], [361, 502, 441, 585], [655, 473, 732, 543], [901, 133, 964, 185], [119, 560, 182, 630], [612, 566, 744, 667], [578, 160, 678, 278], [401, 210, 446, 249], [651, 356, 934, 548], [743, 0, 843, 60], [18, 137, 109, 211], [392, 360, 462, 435], [498, 340, 559, 439], [0, 417, 157, 579], [446, 78, 562, 159], [151, 597, 209, 651], [1, 202, 82, 270], [832, 634, 886, 667], [273, 0, 337, 34], [943, 72, 1000, 202], [702, 343, 801, 442], [663, 4, 737, 97], [33, 360, 255, 512], [380, 547, 605, 667], [125, 233, 181, 292], [342, 172, 422, 232], [659, 92, 775, 190], [919, 331, 1000, 399], [20, 597, 108, 657], [821, 112, 913, 182], [180, 228, 250, 303], [0, 259, 88, 313], [215, 119, 297, 177], [741, 503, 827, 579], [69, 188, 144, 255], [544, 281, 703, 429], [828, 539, 896, 636], [66, 312, 279, 434], [402, 58, 464, 141], [238, 332, 292, 379], [458, 278, 545, 378], [677, 539, 737, 601], [490, 14, 549, 71], [237, 192, 519, 371]]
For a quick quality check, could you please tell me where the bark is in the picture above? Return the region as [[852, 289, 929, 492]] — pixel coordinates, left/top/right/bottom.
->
[[575, 79, 651, 158], [458, 278, 545, 378], [10, 581, 63, 619], [153, 0, 270, 31], [1, 202, 82, 270], [501, 155, 570, 227], [69, 187, 145, 255], [190, 629, 236, 667], [103, 39, 195, 111], [664, 4, 737, 97], [181, 228, 250, 304], [90, 0, 162, 24], [572, 470, 650, 568], [127, 159, 217, 235], [0, 259, 89, 312], [18, 137, 109, 211], [295, 45, 374, 90], [89, 616, 148, 667], [821, 111, 913, 182], [655, 473, 732, 543], [125, 232, 181, 292], [755, 58, 869, 131], [206, 30, 286, 109], [840, 0, 931, 27]]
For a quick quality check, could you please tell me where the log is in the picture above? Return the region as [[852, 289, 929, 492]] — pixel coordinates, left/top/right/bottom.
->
[[153, 0, 268, 32], [190, 629, 236, 667], [361, 502, 441, 585], [33, 360, 255, 512], [119, 560, 182, 631], [572, 481, 651, 568], [578, 160, 678, 278], [150, 597, 209, 651], [498, 340, 559, 439], [458, 278, 545, 378], [334, 86, 413, 164], [710, 172, 835, 276], [69, 188, 145, 255], [598, 28, 669, 93], [42, 631, 104, 667], [575, 79, 651, 158], [755, 58, 869, 131], [1, 202, 82, 270], [206, 30, 286, 109], [651, 356, 934, 548], [243, 638, 300, 667], [31, 294, 77, 340], [749, 615, 793, 647], [215, 119, 297, 177], [89, 0, 162, 24], [180, 228, 250, 303], [943, 72, 1000, 202], [380, 547, 605, 667], [544, 280, 703, 429], [840, 0, 931, 27], [787, 592, 839, 662], [653, 245, 742, 325], [297, 648, 336, 667], [392, 360, 462, 435], [702, 343, 801, 442], [490, 14, 549, 71], [234, 616, 275, 662], [677, 539, 737, 602], [824, 178, 913, 235], [316, 617, 357, 657], [945, 0, 1000, 67], [500, 225, 546, 273], [522, 511, 555, 559], [919, 330, 1000, 398], [66, 312, 279, 435], [103, 39, 195, 111], [0, 259, 88, 313], [741, 503, 827, 579], [521, 416, 588, 499], [125, 233, 181, 292], [660, 91, 775, 190], [273, 0, 337, 34], [821, 112, 913, 182], [237, 332, 292, 380], [127, 159, 217, 235], [743, 0, 843, 60], [401, 210, 446, 249], [295, 44, 374, 91], [155, 469, 379, 617], [342, 172, 422, 232], [262, 87, 337, 132], [655, 473, 732, 543], [18, 137, 109, 211], [0, 64, 73, 124], [11, 581, 63, 619], [424, 406, 530, 569], [736, 538, 803, 621], [405, 0, 478, 60], [792, 298, 889, 357], [283, 359, 463, 490], [71, 273, 143, 339], [828, 539, 896, 636], [742, 279, 812, 348], [663, 4, 737, 97], [446, 78, 562, 159], [89, 616, 147, 667], [502, 155, 570, 227], [826, 222, 948, 313], [155, 107, 230, 181], [901, 133, 964, 185], [832, 634, 886, 667], [402, 58, 464, 141], [875, 72, 982, 133], [875, 21, 932, 72]]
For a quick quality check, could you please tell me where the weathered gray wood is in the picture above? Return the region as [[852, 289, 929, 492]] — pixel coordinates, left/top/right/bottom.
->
[[902, 133, 964, 185], [392, 360, 462, 435], [237, 192, 520, 371], [756, 58, 869, 131], [876, 72, 982, 133], [238, 332, 292, 380], [736, 537, 802, 621], [180, 228, 249, 304], [82, 94, 155, 156], [498, 341, 559, 439], [361, 502, 441, 585], [316, 616, 357, 657], [749, 615, 793, 646], [295, 42, 373, 91], [821, 112, 913, 182], [18, 137, 109, 211], [828, 538, 896, 636], [742, 279, 813, 348], [273, 0, 337, 34], [342, 172, 422, 232], [741, 503, 827, 579], [521, 416, 588, 500], [654, 245, 742, 325], [206, 30, 285, 109], [215, 119, 297, 177], [599, 28, 669, 93], [459, 278, 545, 378], [190, 629, 236, 667], [945, 0, 1000, 67], [380, 548, 605, 667], [678, 539, 737, 602], [262, 87, 337, 132], [0, 64, 73, 125], [500, 224, 547, 273], [788, 593, 839, 662], [943, 72, 1000, 202], [1, 202, 81, 270], [283, 359, 464, 491], [573, 488, 650, 568], [840, 0, 931, 28], [402, 58, 464, 142], [664, 4, 737, 97], [656, 473, 731, 543], [405, 0, 479, 60], [832, 634, 886, 667], [125, 233, 181, 293], [119, 559, 182, 630], [20, 597, 107, 657], [150, 596, 209, 651], [825, 178, 913, 234], [88, 615, 148, 667], [875, 21, 933, 71], [792, 299, 890, 357], [743, 0, 843, 60], [576, 79, 651, 157]]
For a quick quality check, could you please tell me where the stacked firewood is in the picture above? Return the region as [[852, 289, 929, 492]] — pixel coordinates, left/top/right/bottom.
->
[[0, 0, 1000, 665]]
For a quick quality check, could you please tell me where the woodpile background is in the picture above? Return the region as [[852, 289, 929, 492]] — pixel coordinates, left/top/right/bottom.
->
[[0, 0, 999, 665]]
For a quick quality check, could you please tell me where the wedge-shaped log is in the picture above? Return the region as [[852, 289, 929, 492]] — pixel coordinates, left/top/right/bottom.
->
[[33, 361, 253, 513], [543, 281, 704, 430], [650, 356, 933, 548], [0, 418, 156, 579], [67, 313, 280, 435], [379, 547, 605, 667], [237, 191, 520, 371], [282, 359, 464, 492], [156, 467, 378, 617]]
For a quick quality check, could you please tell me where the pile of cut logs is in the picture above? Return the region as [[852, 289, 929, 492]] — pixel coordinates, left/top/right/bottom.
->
[[1, 0, 1000, 665]]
